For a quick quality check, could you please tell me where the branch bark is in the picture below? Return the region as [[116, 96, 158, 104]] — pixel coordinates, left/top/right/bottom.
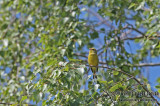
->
[[87, 65, 160, 105], [0, 103, 35, 106], [99, 61, 160, 67], [73, 53, 160, 67], [122, 35, 160, 40]]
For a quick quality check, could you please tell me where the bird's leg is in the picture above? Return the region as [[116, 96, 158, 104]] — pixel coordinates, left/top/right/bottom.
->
[[87, 67, 90, 75], [88, 65, 94, 74]]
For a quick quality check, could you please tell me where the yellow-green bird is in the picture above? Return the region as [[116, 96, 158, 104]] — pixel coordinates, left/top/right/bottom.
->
[[88, 48, 99, 79]]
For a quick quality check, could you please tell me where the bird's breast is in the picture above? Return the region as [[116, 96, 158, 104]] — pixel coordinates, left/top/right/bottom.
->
[[88, 54, 98, 66]]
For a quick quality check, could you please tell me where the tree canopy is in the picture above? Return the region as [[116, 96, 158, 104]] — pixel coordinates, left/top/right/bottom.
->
[[0, 0, 160, 105]]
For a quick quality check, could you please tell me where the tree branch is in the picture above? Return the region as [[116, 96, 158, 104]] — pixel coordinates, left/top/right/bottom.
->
[[80, 6, 114, 28], [0, 103, 35, 106], [73, 53, 160, 67], [87, 65, 160, 105], [100, 62, 160, 67], [126, 27, 146, 36], [73, 53, 88, 58], [133, 63, 160, 67], [122, 35, 160, 40]]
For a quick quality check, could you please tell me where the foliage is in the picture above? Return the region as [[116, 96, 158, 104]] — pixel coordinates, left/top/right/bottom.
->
[[0, 0, 160, 105]]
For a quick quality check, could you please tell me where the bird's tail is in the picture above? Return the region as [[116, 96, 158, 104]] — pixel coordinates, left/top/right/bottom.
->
[[93, 73, 97, 79]]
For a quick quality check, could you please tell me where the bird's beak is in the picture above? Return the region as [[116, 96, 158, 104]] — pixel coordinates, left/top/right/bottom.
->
[[89, 48, 92, 50]]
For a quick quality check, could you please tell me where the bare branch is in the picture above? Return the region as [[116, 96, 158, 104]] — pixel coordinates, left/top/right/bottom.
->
[[133, 63, 160, 67], [81, 6, 114, 28], [122, 35, 160, 40], [125, 22, 146, 36], [73, 53, 88, 58], [99, 61, 160, 67]]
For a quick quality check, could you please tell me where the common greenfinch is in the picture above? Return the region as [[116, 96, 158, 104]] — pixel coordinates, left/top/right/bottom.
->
[[88, 48, 99, 79]]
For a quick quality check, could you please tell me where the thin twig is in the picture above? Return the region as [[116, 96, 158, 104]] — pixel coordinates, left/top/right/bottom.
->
[[128, 27, 145, 36], [73, 53, 88, 58], [122, 35, 160, 40], [103, 90, 115, 105], [80, 6, 114, 28]]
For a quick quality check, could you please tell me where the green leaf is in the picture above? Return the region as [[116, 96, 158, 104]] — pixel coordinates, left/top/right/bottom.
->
[[92, 92, 98, 98], [61, 49, 66, 56], [109, 84, 119, 92], [156, 42, 160, 48], [77, 68, 85, 74], [58, 61, 68, 66], [128, 3, 136, 9], [77, 39, 82, 46], [45, 2, 52, 7], [87, 43, 94, 48], [94, 84, 100, 91], [3, 39, 8, 47], [97, 103, 102, 106], [20, 96, 27, 104], [157, 78, 160, 83], [99, 81, 107, 84], [113, 71, 119, 75], [90, 31, 99, 39], [155, 85, 160, 89], [108, 80, 113, 84], [135, 1, 145, 11], [42, 100, 47, 106], [63, 17, 70, 24]]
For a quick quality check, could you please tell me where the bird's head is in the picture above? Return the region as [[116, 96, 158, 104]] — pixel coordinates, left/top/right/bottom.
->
[[89, 48, 97, 54]]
